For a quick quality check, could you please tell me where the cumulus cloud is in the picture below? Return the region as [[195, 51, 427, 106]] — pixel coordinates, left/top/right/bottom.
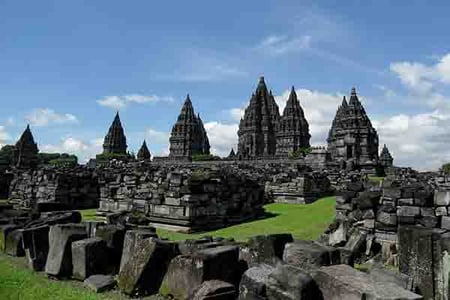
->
[[97, 94, 175, 110], [256, 35, 311, 56], [0, 126, 11, 147], [390, 53, 450, 94], [41, 137, 103, 163], [145, 128, 170, 144], [26, 108, 78, 127], [204, 122, 239, 156]]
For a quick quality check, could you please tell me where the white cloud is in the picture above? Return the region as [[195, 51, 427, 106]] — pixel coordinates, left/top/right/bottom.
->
[[97, 94, 175, 110], [229, 108, 245, 122], [146, 128, 170, 144], [256, 35, 311, 56], [204, 122, 239, 157], [26, 108, 78, 127], [41, 137, 103, 163], [390, 53, 450, 94], [0, 126, 11, 147]]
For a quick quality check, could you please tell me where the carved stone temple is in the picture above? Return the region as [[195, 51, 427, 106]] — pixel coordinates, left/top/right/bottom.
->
[[12, 125, 39, 169], [103, 112, 127, 155], [276, 86, 311, 157], [380, 144, 394, 167], [137, 140, 151, 161], [327, 87, 379, 170], [237, 77, 281, 158], [169, 95, 210, 159]]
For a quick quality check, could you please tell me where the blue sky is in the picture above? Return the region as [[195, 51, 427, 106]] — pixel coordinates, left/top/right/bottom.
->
[[1, 0, 450, 170]]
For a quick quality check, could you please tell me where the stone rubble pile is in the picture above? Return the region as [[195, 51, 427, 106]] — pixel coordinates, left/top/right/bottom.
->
[[0, 205, 423, 299]]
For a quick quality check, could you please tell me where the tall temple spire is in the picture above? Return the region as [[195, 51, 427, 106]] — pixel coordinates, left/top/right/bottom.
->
[[103, 112, 127, 154], [238, 76, 280, 158], [137, 140, 151, 161], [169, 95, 210, 159], [12, 124, 39, 169], [276, 86, 310, 157], [327, 87, 379, 170]]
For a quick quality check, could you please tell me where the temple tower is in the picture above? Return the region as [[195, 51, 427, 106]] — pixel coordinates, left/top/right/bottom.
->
[[103, 112, 127, 155], [238, 76, 280, 158], [276, 86, 311, 157], [137, 140, 151, 161], [12, 125, 39, 169], [379, 144, 394, 167], [169, 95, 210, 159], [327, 88, 379, 169]]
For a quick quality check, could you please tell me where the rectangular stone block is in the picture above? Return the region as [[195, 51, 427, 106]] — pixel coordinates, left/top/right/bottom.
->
[[72, 238, 108, 280], [397, 206, 420, 217], [441, 216, 450, 230], [398, 198, 414, 206], [22, 225, 50, 271], [434, 190, 450, 206], [435, 206, 447, 216]]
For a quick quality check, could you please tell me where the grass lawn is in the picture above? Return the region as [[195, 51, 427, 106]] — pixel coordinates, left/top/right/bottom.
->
[[156, 196, 336, 241]]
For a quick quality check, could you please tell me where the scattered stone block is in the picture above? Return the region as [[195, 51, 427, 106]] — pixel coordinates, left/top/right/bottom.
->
[[329, 223, 347, 246], [22, 225, 50, 271], [118, 237, 179, 296], [441, 216, 450, 230], [266, 264, 321, 300], [72, 238, 108, 280], [45, 224, 88, 278], [119, 229, 158, 272], [283, 240, 340, 270], [5, 228, 25, 257], [163, 245, 239, 299], [241, 233, 293, 266], [0, 224, 20, 253], [313, 265, 422, 300], [239, 264, 274, 300], [434, 190, 450, 206], [193, 280, 236, 300], [435, 206, 447, 216], [397, 206, 420, 217], [84, 274, 116, 293], [95, 224, 126, 273], [377, 211, 397, 226]]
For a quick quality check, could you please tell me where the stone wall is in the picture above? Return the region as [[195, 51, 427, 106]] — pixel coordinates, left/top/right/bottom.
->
[[8, 167, 99, 211], [0, 171, 13, 199], [97, 163, 265, 231]]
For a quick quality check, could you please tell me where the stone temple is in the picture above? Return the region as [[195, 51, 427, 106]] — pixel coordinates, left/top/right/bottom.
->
[[12, 125, 39, 169], [276, 86, 311, 157], [237, 77, 311, 159], [327, 87, 379, 170], [380, 144, 394, 167], [137, 140, 151, 161], [169, 95, 210, 159], [103, 112, 127, 155]]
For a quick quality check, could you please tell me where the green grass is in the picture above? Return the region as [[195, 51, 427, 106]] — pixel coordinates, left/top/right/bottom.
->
[[368, 176, 385, 184], [78, 209, 101, 221], [156, 196, 336, 241], [0, 255, 113, 300]]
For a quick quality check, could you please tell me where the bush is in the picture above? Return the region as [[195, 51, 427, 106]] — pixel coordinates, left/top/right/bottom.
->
[[442, 163, 450, 175], [39, 153, 78, 167], [288, 147, 312, 159], [191, 154, 221, 161]]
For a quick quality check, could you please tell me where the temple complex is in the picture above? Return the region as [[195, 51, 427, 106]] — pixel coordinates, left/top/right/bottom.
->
[[102, 112, 127, 155], [169, 95, 210, 159], [12, 125, 39, 169], [380, 144, 394, 167], [275, 86, 310, 157], [137, 140, 151, 161], [327, 88, 379, 169], [237, 77, 280, 158]]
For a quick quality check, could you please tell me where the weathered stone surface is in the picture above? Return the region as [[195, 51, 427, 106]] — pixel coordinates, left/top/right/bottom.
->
[[266, 264, 322, 300], [45, 224, 88, 277], [94, 224, 126, 273], [328, 223, 347, 247], [241, 234, 293, 266], [22, 225, 50, 271], [397, 206, 420, 217], [377, 211, 397, 226], [434, 190, 450, 206], [163, 245, 239, 300], [435, 206, 447, 216], [398, 226, 435, 299], [103, 112, 127, 154], [313, 265, 422, 300], [84, 275, 116, 293], [193, 280, 236, 300], [119, 229, 158, 272], [72, 238, 108, 280], [441, 216, 450, 230], [239, 264, 274, 300], [0, 224, 20, 253], [283, 240, 340, 270], [5, 228, 24, 256], [118, 237, 179, 296]]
